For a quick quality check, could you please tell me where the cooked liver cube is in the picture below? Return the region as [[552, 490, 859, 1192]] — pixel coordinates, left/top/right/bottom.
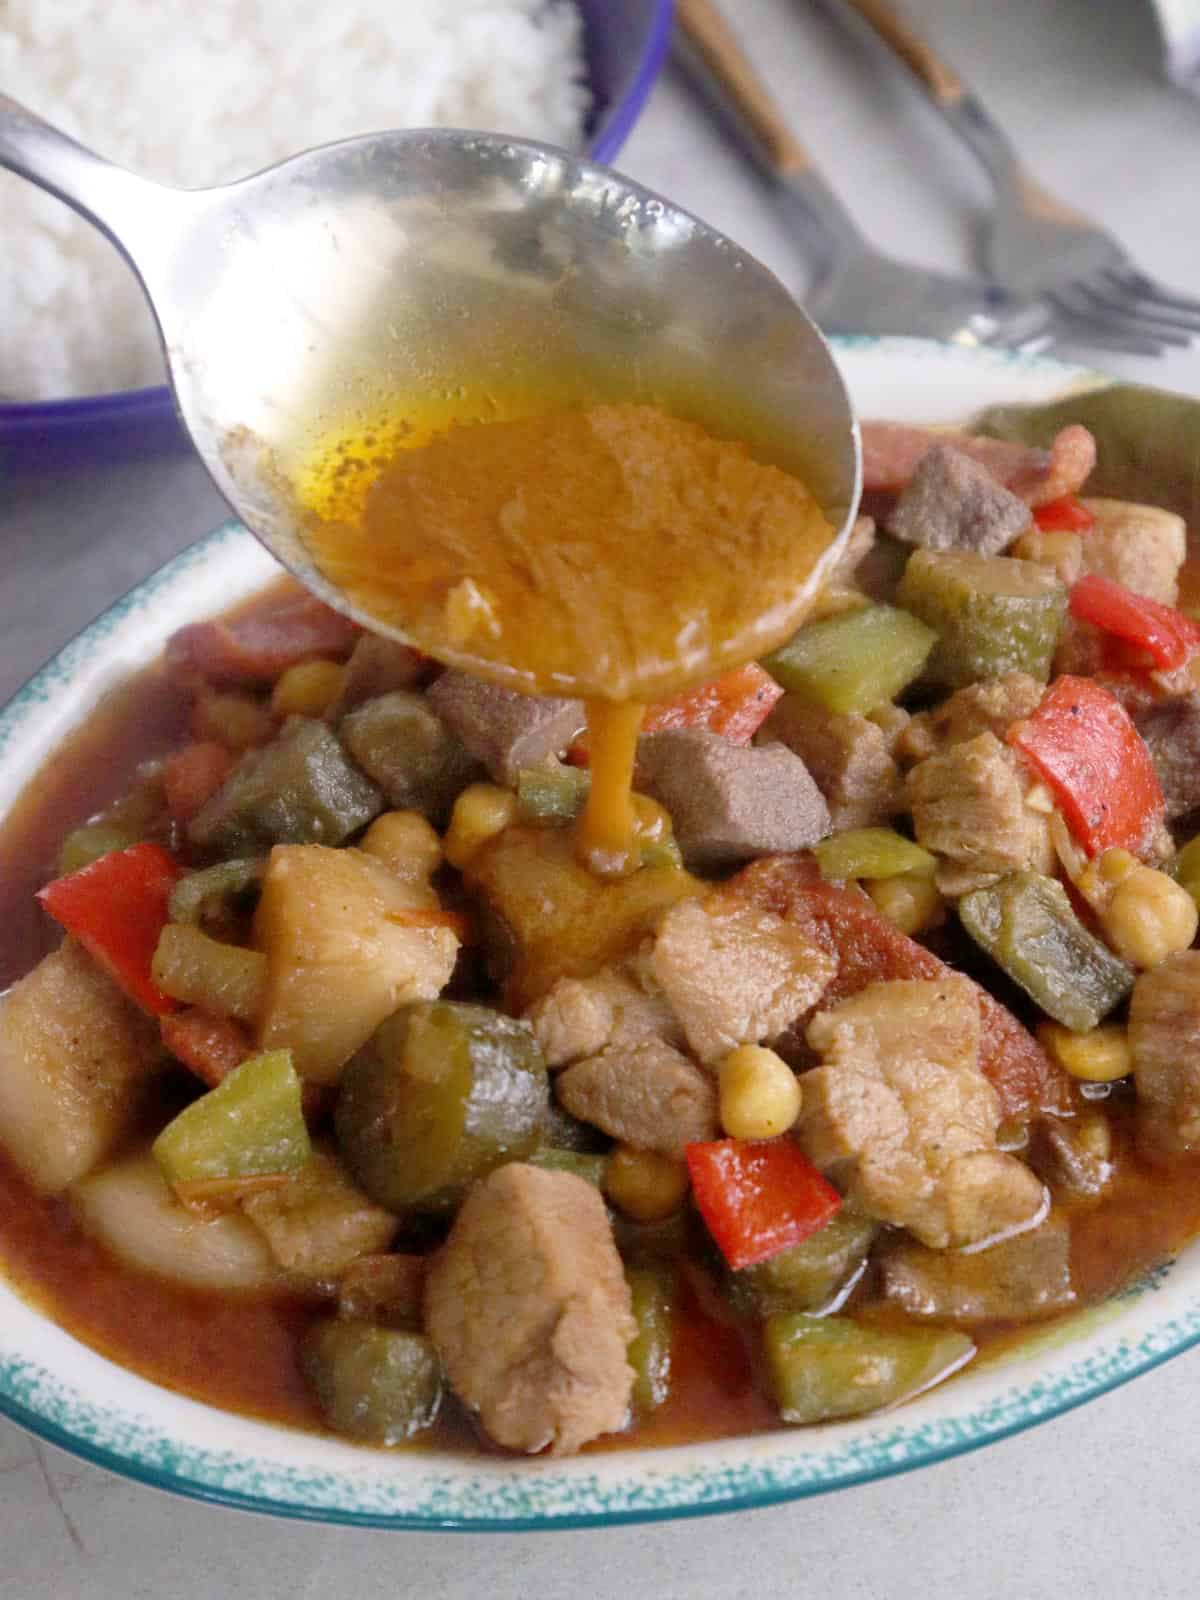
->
[[188, 717, 383, 855], [331, 635, 426, 717], [424, 1163, 635, 1455], [1130, 951, 1200, 1155], [648, 897, 835, 1065], [799, 977, 1045, 1249], [761, 695, 901, 829], [886, 445, 1031, 557], [526, 965, 682, 1069], [882, 1215, 1073, 1323], [0, 940, 163, 1193], [556, 1037, 717, 1157], [1134, 696, 1200, 821], [426, 670, 585, 786], [636, 729, 830, 870]]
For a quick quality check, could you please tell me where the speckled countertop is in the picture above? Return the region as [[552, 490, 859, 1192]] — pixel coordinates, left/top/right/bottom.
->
[[4, 2, 1200, 1594]]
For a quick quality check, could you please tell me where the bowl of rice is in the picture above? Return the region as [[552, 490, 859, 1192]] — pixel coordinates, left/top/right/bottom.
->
[[0, 0, 673, 461]]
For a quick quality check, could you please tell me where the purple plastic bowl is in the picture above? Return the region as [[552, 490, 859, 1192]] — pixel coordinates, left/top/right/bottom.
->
[[0, 0, 674, 469]]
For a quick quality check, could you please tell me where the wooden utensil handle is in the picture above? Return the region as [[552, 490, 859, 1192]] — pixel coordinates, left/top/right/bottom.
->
[[675, 0, 812, 178], [839, 0, 965, 106]]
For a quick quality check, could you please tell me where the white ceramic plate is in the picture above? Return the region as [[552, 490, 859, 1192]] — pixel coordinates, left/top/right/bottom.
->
[[0, 336, 1190, 1530]]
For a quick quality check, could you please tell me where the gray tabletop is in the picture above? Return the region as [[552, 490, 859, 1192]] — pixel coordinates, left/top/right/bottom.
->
[[4, 2, 1200, 1594]]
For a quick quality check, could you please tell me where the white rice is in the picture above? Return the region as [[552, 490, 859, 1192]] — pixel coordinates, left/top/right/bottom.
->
[[0, 1, 591, 401]]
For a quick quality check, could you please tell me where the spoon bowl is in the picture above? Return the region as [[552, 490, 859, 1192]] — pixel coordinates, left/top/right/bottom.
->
[[0, 102, 861, 660]]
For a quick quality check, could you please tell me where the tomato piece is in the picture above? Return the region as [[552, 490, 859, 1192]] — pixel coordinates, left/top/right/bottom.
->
[[36, 842, 185, 1014], [1033, 495, 1095, 533], [686, 1138, 841, 1271], [723, 856, 1071, 1120], [1009, 675, 1165, 856], [1069, 574, 1200, 672]]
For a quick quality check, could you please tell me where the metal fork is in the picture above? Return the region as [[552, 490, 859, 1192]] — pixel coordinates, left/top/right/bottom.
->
[[821, 0, 1200, 344], [674, 0, 1168, 357]]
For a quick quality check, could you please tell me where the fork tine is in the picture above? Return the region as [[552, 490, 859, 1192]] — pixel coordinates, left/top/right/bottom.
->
[[1108, 268, 1200, 320], [1067, 283, 1199, 344], [1048, 302, 1170, 360], [1098, 271, 1200, 331], [1051, 289, 1190, 350]]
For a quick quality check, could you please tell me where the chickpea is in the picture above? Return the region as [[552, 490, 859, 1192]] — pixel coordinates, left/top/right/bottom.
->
[[1010, 527, 1083, 586], [443, 783, 518, 869], [360, 810, 443, 885], [604, 1146, 689, 1223], [1039, 1020, 1132, 1084], [269, 658, 345, 718], [718, 1045, 803, 1140], [1101, 865, 1199, 969], [867, 872, 944, 936]]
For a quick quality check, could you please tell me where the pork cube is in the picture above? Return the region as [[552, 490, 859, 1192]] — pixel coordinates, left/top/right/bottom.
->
[[648, 896, 835, 1064], [426, 669, 585, 787], [799, 977, 1045, 1248], [424, 1163, 635, 1455], [1130, 951, 1200, 1155], [907, 731, 1052, 891], [897, 673, 1045, 765], [761, 695, 901, 829], [636, 729, 830, 871], [240, 1145, 396, 1283], [1079, 498, 1186, 605], [526, 965, 681, 1068], [0, 940, 163, 1193], [556, 1037, 717, 1157], [886, 445, 1031, 557]]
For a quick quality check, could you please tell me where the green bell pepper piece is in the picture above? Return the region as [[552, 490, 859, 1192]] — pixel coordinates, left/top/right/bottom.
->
[[517, 762, 591, 825], [897, 548, 1067, 689], [336, 1001, 548, 1212], [57, 820, 141, 875], [153, 1049, 310, 1186], [626, 1264, 677, 1414], [763, 604, 935, 715], [813, 828, 935, 883], [727, 1209, 878, 1318], [764, 1314, 975, 1425], [959, 870, 1135, 1032], [168, 857, 265, 927], [302, 1319, 442, 1445]]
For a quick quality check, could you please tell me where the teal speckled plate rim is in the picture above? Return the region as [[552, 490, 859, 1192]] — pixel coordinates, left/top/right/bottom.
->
[[2, 336, 1193, 1531]]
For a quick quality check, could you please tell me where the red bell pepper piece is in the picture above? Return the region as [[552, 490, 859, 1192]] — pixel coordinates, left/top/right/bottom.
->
[[1009, 674, 1165, 856], [1033, 495, 1095, 533], [723, 856, 1072, 1120], [1069, 574, 1200, 672], [568, 663, 783, 764], [686, 1138, 841, 1271], [37, 842, 184, 1014]]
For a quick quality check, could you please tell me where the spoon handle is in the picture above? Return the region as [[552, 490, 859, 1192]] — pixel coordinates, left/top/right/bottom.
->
[[0, 94, 169, 265]]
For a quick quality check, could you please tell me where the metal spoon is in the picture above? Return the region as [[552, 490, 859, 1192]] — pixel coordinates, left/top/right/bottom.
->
[[0, 97, 861, 684]]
